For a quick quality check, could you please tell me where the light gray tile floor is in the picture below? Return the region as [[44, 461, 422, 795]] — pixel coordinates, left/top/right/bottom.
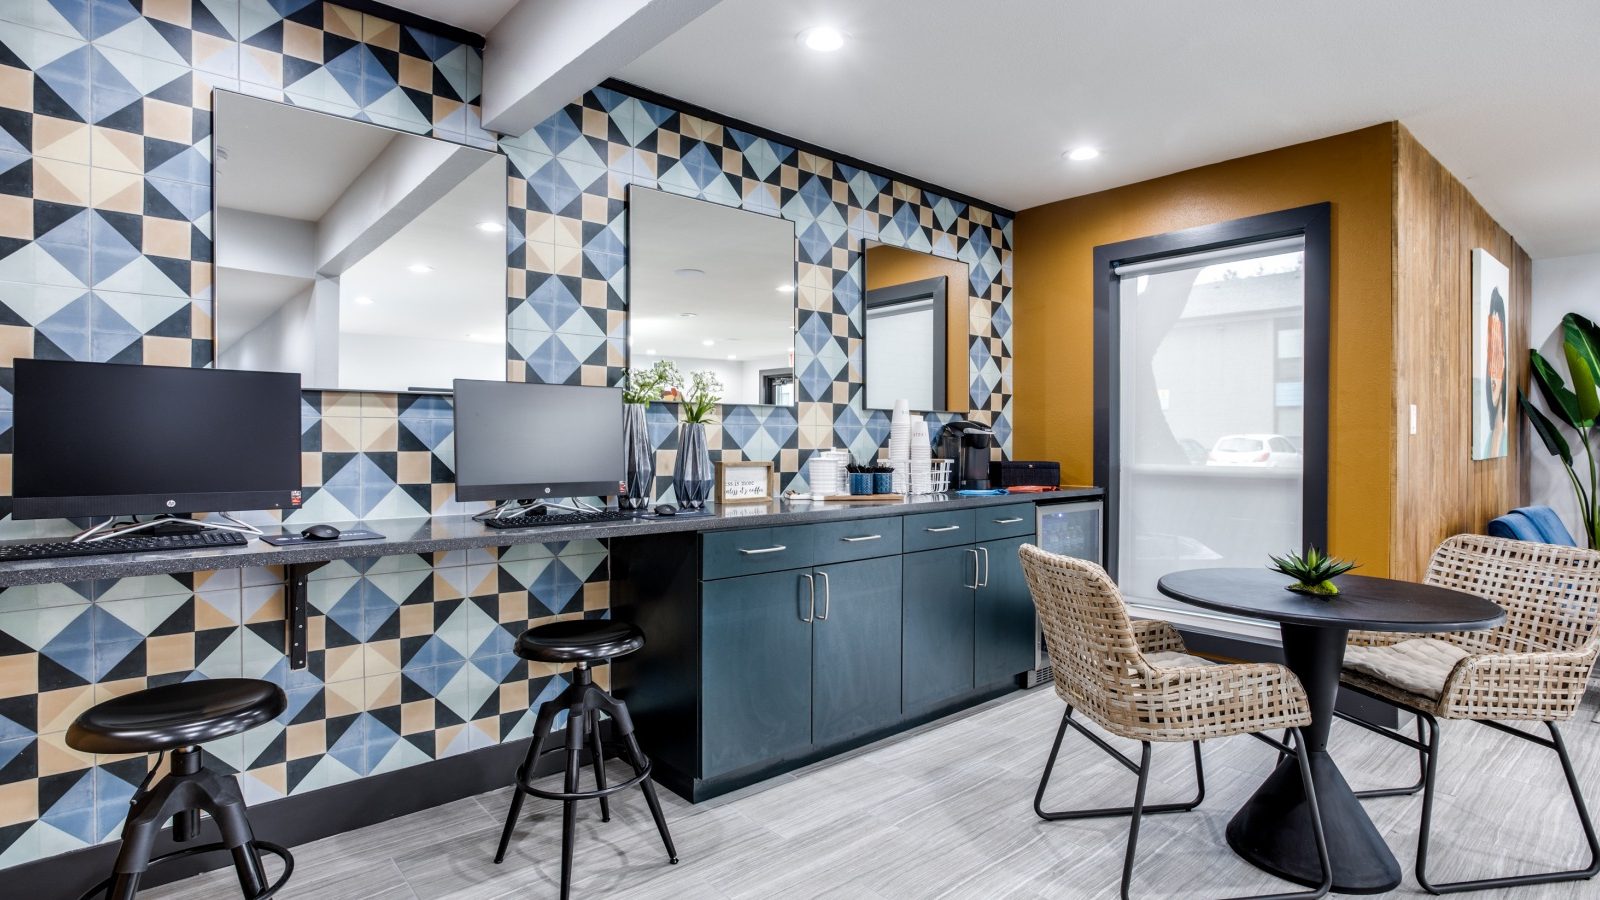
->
[[146, 686, 1600, 899]]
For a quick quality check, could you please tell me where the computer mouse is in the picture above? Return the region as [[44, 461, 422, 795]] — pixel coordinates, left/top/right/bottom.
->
[[653, 504, 678, 516], [301, 524, 341, 541]]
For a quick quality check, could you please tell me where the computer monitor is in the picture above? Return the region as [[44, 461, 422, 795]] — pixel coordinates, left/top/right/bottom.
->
[[12, 360, 303, 520], [452, 380, 624, 502]]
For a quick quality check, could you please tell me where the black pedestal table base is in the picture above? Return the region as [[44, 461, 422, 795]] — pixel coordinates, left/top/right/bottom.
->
[[1228, 750, 1400, 894]]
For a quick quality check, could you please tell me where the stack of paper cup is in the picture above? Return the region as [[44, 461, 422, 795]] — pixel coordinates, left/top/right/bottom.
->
[[888, 400, 912, 494], [910, 417, 932, 494]]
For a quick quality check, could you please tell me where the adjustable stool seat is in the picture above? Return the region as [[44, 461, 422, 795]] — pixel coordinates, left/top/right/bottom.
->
[[493, 619, 677, 899], [67, 679, 293, 900]]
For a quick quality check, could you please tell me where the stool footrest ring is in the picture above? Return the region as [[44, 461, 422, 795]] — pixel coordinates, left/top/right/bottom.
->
[[517, 758, 653, 802], [77, 840, 294, 900]]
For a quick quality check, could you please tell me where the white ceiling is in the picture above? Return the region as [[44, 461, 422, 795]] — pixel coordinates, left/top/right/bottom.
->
[[214, 94, 397, 221], [378, 0, 521, 36], [629, 187, 795, 360], [617, 0, 1600, 258]]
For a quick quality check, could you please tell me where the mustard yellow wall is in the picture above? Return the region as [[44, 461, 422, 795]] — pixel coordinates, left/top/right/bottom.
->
[[864, 243, 970, 410], [1014, 124, 1397, 574]]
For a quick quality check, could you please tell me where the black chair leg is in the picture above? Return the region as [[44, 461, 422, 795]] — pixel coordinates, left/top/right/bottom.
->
[[587, 710, 610, 823], [1347, 713, 1432, 799], [1034, 707, 1204, 821], [1034, 707, 1328, 899], [603, 692, 677, 864], [495, 700, 556, 864], [559, 706, 584, 900], [1415, 718, 1600, 894]]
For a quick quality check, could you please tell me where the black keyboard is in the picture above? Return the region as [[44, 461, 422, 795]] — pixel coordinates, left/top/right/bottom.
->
[[0, 530, 249, 562], [482, 510, 632, 529]]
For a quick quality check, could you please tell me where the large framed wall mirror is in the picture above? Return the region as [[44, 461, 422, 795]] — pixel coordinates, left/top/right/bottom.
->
[[628, 187, 796, 406], [213, 91, 508, 393], [862, 241, 969, 412]]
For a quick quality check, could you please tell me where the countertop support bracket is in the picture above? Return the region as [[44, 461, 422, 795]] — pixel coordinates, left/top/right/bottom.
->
[[286, 560, 329, 670]]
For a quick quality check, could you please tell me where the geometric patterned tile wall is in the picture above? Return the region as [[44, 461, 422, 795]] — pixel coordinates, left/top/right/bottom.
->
[[0, 0, 1013, 872]]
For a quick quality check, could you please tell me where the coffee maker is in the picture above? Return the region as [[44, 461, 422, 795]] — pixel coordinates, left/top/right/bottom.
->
[[936, 420, 996, 490]]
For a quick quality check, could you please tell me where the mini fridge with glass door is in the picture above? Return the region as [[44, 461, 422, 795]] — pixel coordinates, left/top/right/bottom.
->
[[1026, 498, 1104, 686]]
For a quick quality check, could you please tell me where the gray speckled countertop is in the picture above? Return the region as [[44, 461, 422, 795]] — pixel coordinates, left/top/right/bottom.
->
[[0, 489, 1101, 588]]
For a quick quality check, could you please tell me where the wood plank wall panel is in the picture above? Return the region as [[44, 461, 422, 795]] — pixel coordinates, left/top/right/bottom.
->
[[1391, 125, 1530, 580]]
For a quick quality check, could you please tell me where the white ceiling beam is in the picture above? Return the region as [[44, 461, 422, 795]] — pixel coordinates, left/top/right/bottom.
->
[[481, 0, 722, 137], [315, 137, 484, 276]]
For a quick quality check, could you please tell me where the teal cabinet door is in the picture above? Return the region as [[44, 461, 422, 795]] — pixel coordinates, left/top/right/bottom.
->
[[902, 545, 977, 711], [812, 556, 903, 745], [700, 569, 814, 777], [974, 536, 1037, 687]]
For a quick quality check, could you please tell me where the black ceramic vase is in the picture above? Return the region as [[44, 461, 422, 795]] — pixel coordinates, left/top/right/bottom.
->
[[620, 402, 654, 509], [674, 422, 712, 508]]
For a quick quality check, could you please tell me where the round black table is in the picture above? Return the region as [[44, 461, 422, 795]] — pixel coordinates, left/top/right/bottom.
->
[[1157, 568, 1504, 894]]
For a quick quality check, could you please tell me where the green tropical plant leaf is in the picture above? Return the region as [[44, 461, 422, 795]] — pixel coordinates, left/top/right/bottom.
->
[[1530, 349, 1588, 428], [1563, 313, 1600, 381], [1520, 390, 1573, 465], [1565, 341, 1600, 423]]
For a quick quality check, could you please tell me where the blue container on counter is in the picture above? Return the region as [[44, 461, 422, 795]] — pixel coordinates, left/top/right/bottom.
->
[[873, 471, 893, 494], [849, 472, 872, 495]]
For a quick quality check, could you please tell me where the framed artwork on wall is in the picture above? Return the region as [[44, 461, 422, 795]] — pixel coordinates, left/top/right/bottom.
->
[[1472, 248, 1511, 460]]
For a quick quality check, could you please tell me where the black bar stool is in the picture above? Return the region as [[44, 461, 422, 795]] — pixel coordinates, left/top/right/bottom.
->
[[493, 619, 677, 898], [67, 679, 294, 900]]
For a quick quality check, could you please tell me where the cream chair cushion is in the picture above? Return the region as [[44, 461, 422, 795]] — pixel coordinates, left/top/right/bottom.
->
[[1344, 638, 1471, 699], [1145, 650, 1211, 669]]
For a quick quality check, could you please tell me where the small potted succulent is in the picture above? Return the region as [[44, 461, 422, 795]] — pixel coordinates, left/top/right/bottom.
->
[[619, 360, 677, 509], [671, 368, 723, 508], [1268, 547, 1359, 597]]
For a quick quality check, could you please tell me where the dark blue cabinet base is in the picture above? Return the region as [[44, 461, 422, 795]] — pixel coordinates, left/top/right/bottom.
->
[[608, 500, 1057, 804]]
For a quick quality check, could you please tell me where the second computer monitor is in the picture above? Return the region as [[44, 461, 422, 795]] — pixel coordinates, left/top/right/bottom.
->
[[452, 381, 625, 502]]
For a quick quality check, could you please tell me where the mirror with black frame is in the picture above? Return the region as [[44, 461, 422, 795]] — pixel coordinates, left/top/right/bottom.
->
[[212, 91, 508, 393], [863, 240, 970, 412], [627, 187, 796, 406]]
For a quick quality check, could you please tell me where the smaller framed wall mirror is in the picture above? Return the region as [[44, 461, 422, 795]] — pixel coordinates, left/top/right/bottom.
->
[[717, 460, 774, 504], [862, 241, 971, 413], [628, 187, 797, 406]]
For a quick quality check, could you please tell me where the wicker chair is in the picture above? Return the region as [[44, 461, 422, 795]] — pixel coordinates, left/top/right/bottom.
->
[[1019, 544, 1330, 900], [1338, 533, 1600, 894]]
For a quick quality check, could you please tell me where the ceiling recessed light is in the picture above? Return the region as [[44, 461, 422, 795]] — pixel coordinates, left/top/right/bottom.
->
[[727, 354, 737, 360], [476, 221, 504, 233], [674, 267, 706, 278], [645, 348, 657, 355], [354, 295, 373, 305], [776, 284, 793, 293], [679, 312, 698, 318], [799, 25, 845, 52], [408, 263, 434, 274], [702, 339, 715, 347], [1064, 146, 1100, 162]]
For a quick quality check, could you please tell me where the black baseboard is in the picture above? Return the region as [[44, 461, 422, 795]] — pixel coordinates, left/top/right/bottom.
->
[[1177, 625, 1400, 729], [11, 730, 592, 899]]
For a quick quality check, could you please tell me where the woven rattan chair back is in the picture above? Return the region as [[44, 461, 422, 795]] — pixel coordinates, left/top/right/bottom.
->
[[1424, 534, 1600, 655], [1019, 544, 1163, 721]]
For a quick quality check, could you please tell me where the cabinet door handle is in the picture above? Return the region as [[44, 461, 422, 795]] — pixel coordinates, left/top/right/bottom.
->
[[993, 517, 1025, 525], [800, 573, 815, 623], [965, 548, 980, 589], [978, 546, 990, 588], [925, 525, 962, 533], [816, 571, 831, 621], [842, 534, 881, 543], [739, 545, 787, 556]]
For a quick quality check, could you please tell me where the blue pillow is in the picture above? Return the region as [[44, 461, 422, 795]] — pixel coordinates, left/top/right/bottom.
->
[[1487, 511, 1544, 543], [1511, 506, 1577, 547]]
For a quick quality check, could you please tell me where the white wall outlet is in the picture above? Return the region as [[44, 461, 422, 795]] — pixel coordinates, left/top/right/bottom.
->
[[1410, 404, 1418, 435]]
